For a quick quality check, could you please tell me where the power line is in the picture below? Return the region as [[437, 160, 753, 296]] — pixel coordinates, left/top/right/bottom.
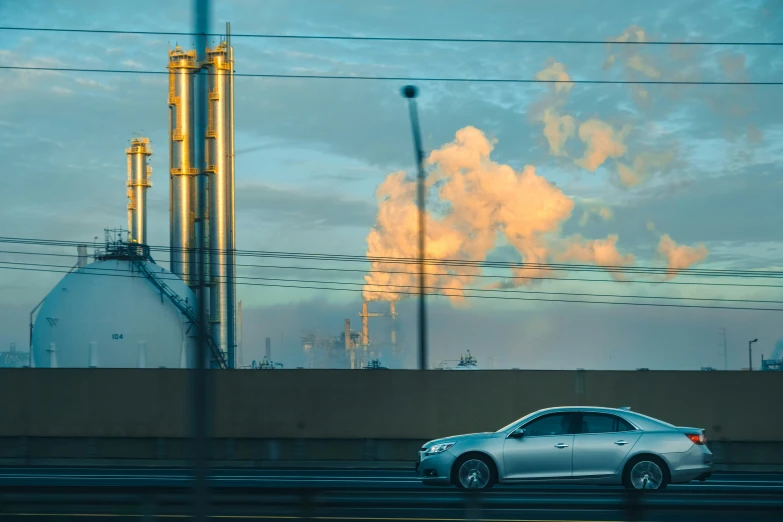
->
[[1, 264, 780, 312], [1, 65, 780, 86], [1, 26, 781, 47], [1, 236, 781, 279], [3, 259, 780, 305], [2, 248, 781, 289]]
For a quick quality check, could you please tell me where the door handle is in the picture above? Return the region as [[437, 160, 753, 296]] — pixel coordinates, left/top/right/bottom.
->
[[614, 440, 629, 446], [555, 443, 569, 449]]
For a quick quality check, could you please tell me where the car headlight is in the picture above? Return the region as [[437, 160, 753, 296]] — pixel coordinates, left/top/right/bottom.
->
[[425, 442, 455, 455]]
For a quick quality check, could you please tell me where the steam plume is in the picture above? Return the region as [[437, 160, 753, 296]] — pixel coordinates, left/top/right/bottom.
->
[[363, 127, 635, 302]]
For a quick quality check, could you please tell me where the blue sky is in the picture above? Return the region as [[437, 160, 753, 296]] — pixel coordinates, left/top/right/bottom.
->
[[0, 0, 781, 369]]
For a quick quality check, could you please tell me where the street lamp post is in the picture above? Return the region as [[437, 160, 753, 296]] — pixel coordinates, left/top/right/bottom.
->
[[401, 85, 428, 371], [749, 338, 758, 371]]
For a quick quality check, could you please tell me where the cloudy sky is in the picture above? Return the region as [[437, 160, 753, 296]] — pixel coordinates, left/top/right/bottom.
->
[[1, 0, 781, 369]]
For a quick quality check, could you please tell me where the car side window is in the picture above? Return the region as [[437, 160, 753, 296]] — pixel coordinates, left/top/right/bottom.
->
[[522, 413, 573, 437], [579, 413, 636, 434]]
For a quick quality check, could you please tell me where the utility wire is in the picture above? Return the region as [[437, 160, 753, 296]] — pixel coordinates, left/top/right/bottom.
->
[[1, 236, 780, 279], [2, 248, 781, 289], [1, 65, 780, 86], [2, 259, 780, 305], [1, 264, 780, 312], [1, 26, 781, 46]]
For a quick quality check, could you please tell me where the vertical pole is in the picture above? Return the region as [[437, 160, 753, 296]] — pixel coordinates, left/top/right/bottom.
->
[[722, 328, 727, 371], [401, 85, 427, 371], [748, 341, 752, 371], [193, 0, 210, 519]]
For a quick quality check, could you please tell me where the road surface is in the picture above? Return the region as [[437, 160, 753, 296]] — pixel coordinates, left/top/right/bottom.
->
[[1, 467, 781, 520]]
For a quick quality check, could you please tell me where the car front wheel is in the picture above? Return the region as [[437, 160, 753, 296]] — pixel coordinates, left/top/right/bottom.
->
[[624, 456, 669, 490], [454, 455, 496, 489]]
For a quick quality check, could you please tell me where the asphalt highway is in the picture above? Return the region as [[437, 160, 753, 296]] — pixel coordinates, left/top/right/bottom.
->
[[1, 467, 782, 521]]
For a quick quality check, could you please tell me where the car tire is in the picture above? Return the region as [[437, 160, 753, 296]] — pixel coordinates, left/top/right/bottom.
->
[[623, 455, 670, 491], [452, 454, 497, 490]]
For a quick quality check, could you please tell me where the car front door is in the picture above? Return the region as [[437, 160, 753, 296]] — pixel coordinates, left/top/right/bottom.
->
[[572, 412, 642, 478], [502, 412, 575, 480]]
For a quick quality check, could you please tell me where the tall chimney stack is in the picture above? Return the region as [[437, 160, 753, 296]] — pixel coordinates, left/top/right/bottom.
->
[[168, 46, 199, 287], [265, 337, 271, 361], [205, 23, 237, 367], [126, 137, 152, 245]]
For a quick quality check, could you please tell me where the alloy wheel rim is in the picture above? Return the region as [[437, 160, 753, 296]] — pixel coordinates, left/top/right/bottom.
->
[[630, 460, 663, 489], [459, 459, 490, 489]]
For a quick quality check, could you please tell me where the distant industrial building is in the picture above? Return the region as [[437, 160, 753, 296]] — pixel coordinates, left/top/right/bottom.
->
[[0, 343, 29, 368]]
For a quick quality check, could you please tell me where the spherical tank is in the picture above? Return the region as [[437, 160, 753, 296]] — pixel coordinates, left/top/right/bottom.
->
[[32, 260, 196, 368]]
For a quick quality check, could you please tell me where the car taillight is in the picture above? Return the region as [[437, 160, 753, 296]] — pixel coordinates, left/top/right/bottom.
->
[[686, 433, 706, 445]]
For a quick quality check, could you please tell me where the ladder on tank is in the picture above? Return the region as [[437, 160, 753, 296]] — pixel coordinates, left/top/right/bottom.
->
[[134, 260, 228, 369]]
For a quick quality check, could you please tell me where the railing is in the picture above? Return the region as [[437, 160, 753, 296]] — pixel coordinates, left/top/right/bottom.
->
[[1, 485, 781, 520], [134, 259, 228, 369]]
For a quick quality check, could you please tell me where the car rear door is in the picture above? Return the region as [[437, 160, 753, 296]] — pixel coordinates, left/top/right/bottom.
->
[[502, 412, 576, 480], [572, 412, 642, 478]]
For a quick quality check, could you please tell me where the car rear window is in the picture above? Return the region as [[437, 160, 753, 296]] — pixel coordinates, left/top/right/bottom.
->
[[580, 413, 636, 433]]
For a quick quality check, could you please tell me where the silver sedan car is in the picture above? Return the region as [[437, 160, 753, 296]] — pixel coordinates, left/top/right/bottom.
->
[[416, 406, 713, 490]]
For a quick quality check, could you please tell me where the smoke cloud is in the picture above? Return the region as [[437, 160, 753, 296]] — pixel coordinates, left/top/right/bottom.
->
[[616, 150, 676, 188], [657, 234, 709, 279], [535, 60, 575, 94], [556, 234, 635, 280], [533, 60, 576, 156], [542, 109, 576, 157], [603, 25, 661, 105], [364, 127, 636, 302], [574, 119, 632, 172], [579, 205, 614, 227]]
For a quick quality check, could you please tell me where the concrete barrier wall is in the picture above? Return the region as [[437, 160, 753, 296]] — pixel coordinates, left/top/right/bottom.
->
[[1, 369, 781, 442]]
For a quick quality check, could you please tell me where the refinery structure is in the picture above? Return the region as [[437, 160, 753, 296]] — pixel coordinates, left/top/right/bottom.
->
[[24, 25, 399, 371], [28, 25, 237, 369], [14, 23, 783, 372], [300, 301, 399, 369]]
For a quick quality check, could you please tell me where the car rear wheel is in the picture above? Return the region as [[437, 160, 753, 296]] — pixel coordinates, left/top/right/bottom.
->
[[623, 456, 669, 490], [454, 455, 496, 489]]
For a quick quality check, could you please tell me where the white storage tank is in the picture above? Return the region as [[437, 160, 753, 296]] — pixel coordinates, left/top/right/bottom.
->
[[31, 259, 196, 368]]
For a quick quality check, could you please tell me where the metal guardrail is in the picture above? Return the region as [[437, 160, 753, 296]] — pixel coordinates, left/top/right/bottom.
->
[[2, 486, 782, 520]]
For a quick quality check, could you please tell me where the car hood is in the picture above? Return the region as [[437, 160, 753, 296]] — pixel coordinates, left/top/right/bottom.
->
[[423, 432, 494, 447]]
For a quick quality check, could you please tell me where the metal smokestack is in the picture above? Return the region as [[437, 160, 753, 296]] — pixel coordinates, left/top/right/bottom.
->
[[168, 47, 199, 287], [126, 137, 152, 245], [265, 337, 271, 361], [205, 24, 236, 367]]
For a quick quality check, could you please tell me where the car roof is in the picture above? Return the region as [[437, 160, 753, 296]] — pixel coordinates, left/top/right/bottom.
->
[[538, 406, 632, 413], [532, 406, 673, 429]]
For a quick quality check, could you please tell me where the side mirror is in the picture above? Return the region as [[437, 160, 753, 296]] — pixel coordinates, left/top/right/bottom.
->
[[509, 428, 525, 439]]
